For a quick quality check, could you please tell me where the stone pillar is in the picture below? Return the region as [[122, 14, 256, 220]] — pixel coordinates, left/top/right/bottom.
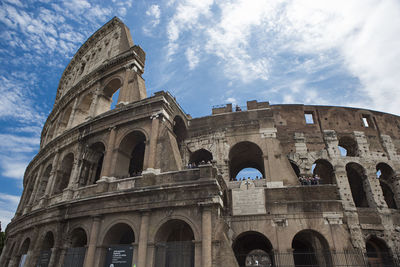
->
[[145, 114, 160, 170], [89, 86, 101, 117], [44, 151, 61, 197], [47, 247, 58, 267], [137, 211, 150, 267], [27, 164, 44, 207], [194, 241, 202, 267], [100, 127, 117, 178], [83, 216, 102, 267], [66, 98, 79, 129], [202, 206, 212, 267]]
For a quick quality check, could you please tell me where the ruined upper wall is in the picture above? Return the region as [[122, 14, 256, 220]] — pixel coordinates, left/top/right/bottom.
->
[[54, 17, 134, 103]]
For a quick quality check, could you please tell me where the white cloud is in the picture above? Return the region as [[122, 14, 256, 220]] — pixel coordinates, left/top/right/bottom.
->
[[146, 4, 161, 26], [164, 0, 400, 114], [185, 47, 200, 70], [0, 193, 20, 229]]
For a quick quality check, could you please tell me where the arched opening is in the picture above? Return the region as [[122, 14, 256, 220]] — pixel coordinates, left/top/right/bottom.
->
[[18, 238, 30, 267], [346, 163, 369, 207], [189, 149, 213, 167], [229, 142, 265, 181], [72, 93, 92, 126], [154, 219, 195, 267], [102, 223, 135, 267], [173, 116, 187, 152], [115, 131, 146, 178], [36, 232, 54, 266], [292, 230, 332, 267], [338, 136, 358, 156], [312, 159, 335, 184], [57, 105, 73, 135], [366, 236, 394, 267], [376, 163, 397, 209], [290, 161, 301, 178], [79, 142, 105, 186], [104, 78, 122, 110], [53, 153, 74, 195], [232, 231, 273, 267], [63, 228, 87, 267], [36, 164, 52, 202]]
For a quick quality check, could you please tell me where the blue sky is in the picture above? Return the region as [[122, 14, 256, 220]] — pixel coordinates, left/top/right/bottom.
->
[[1, 0, 400, 228]]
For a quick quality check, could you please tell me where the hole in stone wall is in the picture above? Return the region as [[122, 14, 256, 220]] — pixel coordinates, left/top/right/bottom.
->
[[54, 153, 74, 195], [116, 131, 146, 178], [229, 142, 265, 181], [338, 136, 358, 156], [304, 112, 314, 124], [376, 163, 397, 209], [312, 159, 335, 184], [189, 149, 212, 167], [292, 230, 332, 267], [173, 116, 187, 152], [290, 161, 300, 178], [233, 231, 273, 267], [346, 163, 369, 207]]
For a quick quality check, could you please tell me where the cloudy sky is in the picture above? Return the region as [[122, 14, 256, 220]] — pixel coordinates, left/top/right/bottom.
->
[[0, 0, 399, 228]]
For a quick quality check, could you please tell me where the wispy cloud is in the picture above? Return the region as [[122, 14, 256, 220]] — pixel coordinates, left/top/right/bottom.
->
[[0, 193, 20, 228]]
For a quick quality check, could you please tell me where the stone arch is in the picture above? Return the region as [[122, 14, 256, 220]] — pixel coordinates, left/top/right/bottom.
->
[[366, 236, 394, 266], [53, 152, 74, 195], [79, 142, 105, 186], [57, 104, 73, 134], [99, 76, 124, 112], [72, 92, 93, 126], [292, 229, 332, 267], [36, 231, 54, 265], [312, 159, 335, 184], [18, 237, 30, 265], [189, 148, 213, 166], [115, 130, 146, 178], [154, 219, 195, 267], [36, 163, 52, 202], [229, 141, 265, 180], [150, 214, 201, 243], [338, 135, 358, 156], [289, 160, 301, 178], [376, 162, 398, 209], [173, 115, 188, 152], [346, 162, 369, 207], [63, 227, 87, 267], [232, 231, 274, 267]]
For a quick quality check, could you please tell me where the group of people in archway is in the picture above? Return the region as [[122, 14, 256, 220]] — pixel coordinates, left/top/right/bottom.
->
[[298, 174, 321, 185]]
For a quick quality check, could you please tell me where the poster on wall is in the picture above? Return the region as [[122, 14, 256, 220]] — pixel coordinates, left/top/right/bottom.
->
[[105, 245, 133, 267]]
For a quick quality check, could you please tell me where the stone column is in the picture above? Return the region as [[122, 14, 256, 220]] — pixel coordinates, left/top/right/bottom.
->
[[83, 216, 102, 267], [202, 206, 212, 267], [137, 211, 150, 267], [100, 127, 117, 178], [145, 114, 160, 170], [66, 97, 79, 129], [44, 151, 61, 198], [88, 86, 101, 118], [47, 247, 58, 267], [27, 164, 44, 207]]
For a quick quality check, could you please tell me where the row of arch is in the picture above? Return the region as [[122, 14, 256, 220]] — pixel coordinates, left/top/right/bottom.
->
[[233, 230, 394, 267], [289, 159, 399, 210], [6, 222, 394, 267], [44, 77, 125, 145], [4, 219, 196, 267], [23, 115, 188, 212]]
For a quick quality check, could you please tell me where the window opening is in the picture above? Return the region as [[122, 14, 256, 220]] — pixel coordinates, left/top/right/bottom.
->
[[304, 112, 314, 124], [111, 89, 120, 109], [362, 114, 374, 128], [338, 136, 358, 157]]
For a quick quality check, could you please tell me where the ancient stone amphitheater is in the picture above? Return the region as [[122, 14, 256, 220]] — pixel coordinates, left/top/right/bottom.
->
[[1, 17, 400, 267]]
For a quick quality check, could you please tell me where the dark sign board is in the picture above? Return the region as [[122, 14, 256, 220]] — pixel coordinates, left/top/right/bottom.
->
[[105, 245, 133, 267], [36, 250, 51, 267]]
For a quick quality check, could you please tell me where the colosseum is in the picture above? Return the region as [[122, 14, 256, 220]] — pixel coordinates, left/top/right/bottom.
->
[[1, 17, 400, 267]]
